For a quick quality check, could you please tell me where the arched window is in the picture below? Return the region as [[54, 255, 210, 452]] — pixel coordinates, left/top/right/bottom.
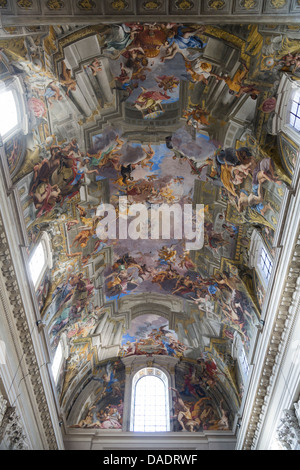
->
[[130, 367, 170, 432], [0, 77, 27, 143], [271, 74, 300, 148], [0, 89, 18, 138]]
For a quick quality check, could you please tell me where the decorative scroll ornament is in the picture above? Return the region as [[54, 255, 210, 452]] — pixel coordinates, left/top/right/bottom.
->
[[175, 0, 194, 9], [208, 0, 226, 9], [111, 0, 128, 10], [46, 0, 64, 9], [77, 0, 95, 9]]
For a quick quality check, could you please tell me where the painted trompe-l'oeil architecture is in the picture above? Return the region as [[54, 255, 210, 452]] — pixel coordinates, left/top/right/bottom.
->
[[0, 0, 300, 451]]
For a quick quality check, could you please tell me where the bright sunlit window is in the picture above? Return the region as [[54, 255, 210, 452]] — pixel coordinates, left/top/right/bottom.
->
[[259, 246, 273, 284], [29, 241, 46, 287], [289, 90, 300, 133], [52, 341, 63, 384], [130, 368, 170, 432], [0, 90, 18, 137]]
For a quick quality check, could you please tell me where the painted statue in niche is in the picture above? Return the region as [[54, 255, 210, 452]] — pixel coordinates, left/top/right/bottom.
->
[[71, 359, 125, 429], [119, 314, 188, 357]]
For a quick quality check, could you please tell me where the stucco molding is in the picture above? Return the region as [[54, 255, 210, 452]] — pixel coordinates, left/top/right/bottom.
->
[[276, 407, 300, 450], [241, 227, 300, 450], [0, 213, 59, 450], [0, 405, 28, 450]]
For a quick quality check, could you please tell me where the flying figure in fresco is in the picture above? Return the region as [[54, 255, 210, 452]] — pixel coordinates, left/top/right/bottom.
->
[[133, 87, 171, 117], [92, 362, 122, 399], [5, 16, 296, 432]]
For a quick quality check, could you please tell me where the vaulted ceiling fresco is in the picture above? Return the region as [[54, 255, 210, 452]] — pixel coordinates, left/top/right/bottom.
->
[[0, 18, 299, 433]]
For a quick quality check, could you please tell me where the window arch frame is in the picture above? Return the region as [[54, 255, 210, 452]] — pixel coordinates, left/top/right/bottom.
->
[[130, 366, 171, 433], [272, 73, 300, 148]]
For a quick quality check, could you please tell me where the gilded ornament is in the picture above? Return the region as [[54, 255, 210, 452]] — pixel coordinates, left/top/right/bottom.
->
[[46, 0, 64, 9], [77, 0, 95, 9], [111, 0, 128, 10], [17, 0, 33, 7], [239, 0, 257, 9], [270, 0, 286, 8], [175, 0, 194, 9], [208, 0, 226, 9], [143, 0, 161, 9]]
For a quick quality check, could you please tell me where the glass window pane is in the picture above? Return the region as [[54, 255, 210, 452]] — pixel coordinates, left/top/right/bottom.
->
[[131, 368, 169, 432], [0, 90, 18, 136], [52, 341, 63, 383], [289, 91, 300, 132], [295, 117, 300, 131], [291, 100, 298, 115], [260, 247, 273, 283]]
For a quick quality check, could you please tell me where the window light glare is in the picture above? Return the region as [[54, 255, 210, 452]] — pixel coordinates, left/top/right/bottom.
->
[[52, 342, 63, 384], [289, 90, 300, 133], [131, 368, 169, 432], [0, 90, 18, 136], [260, 247, 273, 283], [29, 241, 45, 286]]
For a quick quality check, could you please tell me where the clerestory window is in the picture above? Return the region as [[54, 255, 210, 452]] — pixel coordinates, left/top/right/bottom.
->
[[259, 246, 273, 284], [130, 367, 170, 432], [288, 90, 300, 133], [0, 89, 19, 138]]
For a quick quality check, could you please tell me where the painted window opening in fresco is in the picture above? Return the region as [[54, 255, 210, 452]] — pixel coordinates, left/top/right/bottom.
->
[[51, 340, 63, 384], [259, 246, 273, 284], [0, 89, 18, 138], [288, 90, 300, 133], [131, 368, 170, 432], [28, 240, 46, 288]]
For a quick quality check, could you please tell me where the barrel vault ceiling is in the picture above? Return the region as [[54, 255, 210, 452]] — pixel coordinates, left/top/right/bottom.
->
[[0, 0, 299, 437]]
